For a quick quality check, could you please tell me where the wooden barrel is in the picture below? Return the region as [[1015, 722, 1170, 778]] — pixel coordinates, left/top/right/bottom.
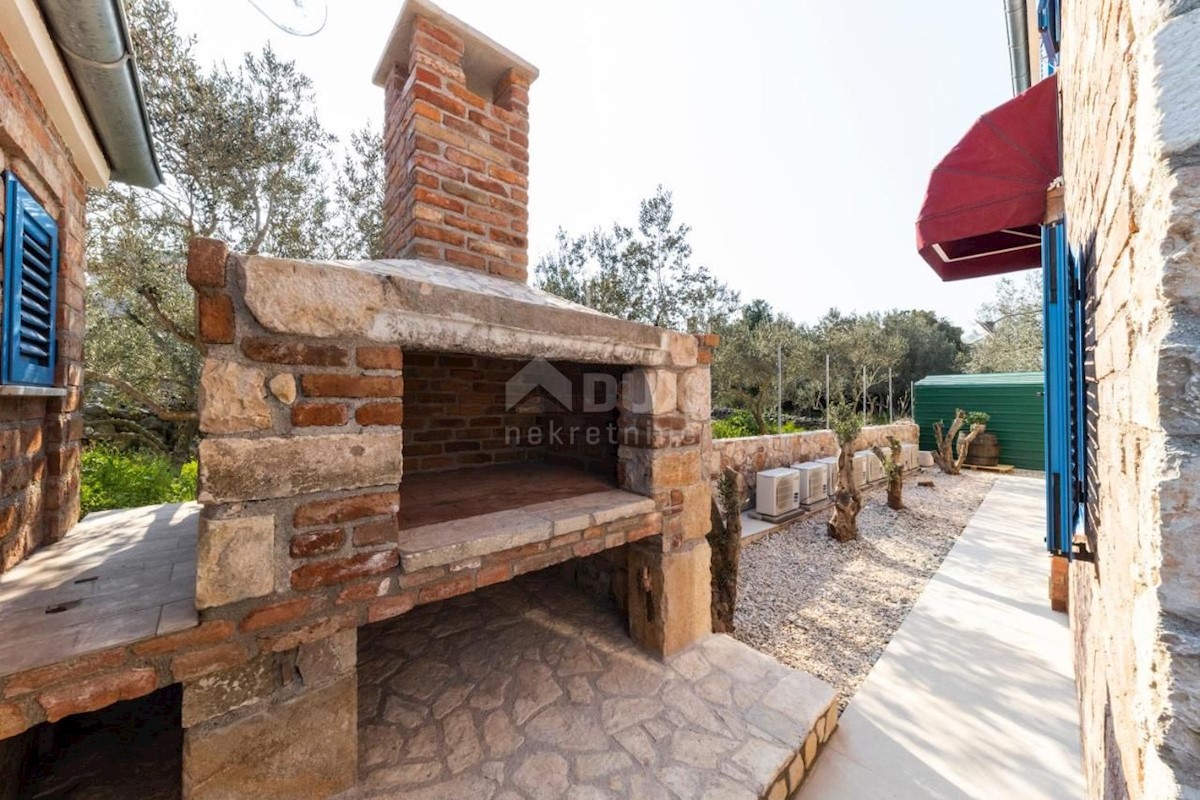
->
[[965, 432, 1000, 466]]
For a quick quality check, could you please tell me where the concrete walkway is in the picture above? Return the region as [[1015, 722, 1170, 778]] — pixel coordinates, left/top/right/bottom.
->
[[799, 476, 1084, 800]]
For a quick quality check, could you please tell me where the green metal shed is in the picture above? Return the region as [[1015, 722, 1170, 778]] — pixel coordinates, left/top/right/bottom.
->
[[914, 372, 1044, 471]]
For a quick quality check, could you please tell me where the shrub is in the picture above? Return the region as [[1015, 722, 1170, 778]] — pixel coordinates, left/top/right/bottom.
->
[[711, 410, 808, 439], [80, 447, 198, 516], [965, 410, 991, 427]]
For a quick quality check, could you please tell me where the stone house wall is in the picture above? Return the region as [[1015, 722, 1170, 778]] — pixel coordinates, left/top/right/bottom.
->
[[0, 29, 86, 576], [711, 421, 920, 504], [1062, 0, 1200, 796]]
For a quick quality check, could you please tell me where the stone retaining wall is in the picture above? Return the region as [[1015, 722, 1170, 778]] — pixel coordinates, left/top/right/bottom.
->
[[711, 421, 920, 504]]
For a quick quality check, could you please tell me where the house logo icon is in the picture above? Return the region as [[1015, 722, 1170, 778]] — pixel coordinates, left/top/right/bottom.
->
[[505, 359, 574, 412]]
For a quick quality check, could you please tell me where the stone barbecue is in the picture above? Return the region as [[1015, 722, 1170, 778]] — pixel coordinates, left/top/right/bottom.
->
[[0, 1, 840, 797], [173, 0, 723, 794]]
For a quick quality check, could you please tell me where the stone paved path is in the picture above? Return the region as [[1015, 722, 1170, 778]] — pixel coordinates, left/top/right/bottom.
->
[[344, 568, 837, 799]]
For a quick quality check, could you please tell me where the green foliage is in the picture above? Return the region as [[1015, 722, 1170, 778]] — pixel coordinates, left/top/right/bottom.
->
[[828, 402, 863, 445], [711, 410, 805, 439], [80, 447, 198, 516], [965, 411, 991, 426], [85, 0, 382, 456], [534, 185, 740, 333], [712, 308, 807, 435], [964, 273, 1043, 373]]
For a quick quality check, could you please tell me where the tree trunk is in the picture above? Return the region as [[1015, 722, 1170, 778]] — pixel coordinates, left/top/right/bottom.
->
[[933, 411, 987, 475], [886, 481, 903, 511], [872, 437, 904, 511], [827, 442, 861, 542], [708, 468, 742, 633], [750, 405, 768, 435]]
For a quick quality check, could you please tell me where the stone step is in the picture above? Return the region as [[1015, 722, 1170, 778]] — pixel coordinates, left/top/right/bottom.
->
[[396, 489, 656, 571]]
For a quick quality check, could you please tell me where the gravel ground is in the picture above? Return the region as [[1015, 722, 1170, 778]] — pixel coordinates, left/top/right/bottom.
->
[[733, 469, 997, 711]]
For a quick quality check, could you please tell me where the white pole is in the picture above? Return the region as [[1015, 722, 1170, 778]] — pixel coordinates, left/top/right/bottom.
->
[[910, 381, 915, 418], [825, 353, 831, 429], [862, 366, 868, 426], [777, 341, 783, 433], [889, 368, 894, 423]]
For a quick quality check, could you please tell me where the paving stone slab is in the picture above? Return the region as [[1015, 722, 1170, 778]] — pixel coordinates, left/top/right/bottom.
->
[[341, 569, 837, 799]]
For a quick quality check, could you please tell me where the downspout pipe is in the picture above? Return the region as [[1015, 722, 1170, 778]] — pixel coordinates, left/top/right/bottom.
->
[[1004, 0, 1032, 95], [36, 0, 162, 188]]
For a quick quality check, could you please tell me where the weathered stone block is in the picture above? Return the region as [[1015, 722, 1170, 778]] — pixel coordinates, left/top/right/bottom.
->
[[679, 483, 712, 540], [199, 360, 272, 434], [198, 433, 404, 503], [296, 629, 356, 688], [677, 366, 711, 421], [621, 369, 677, 415], [182, 653, 277, 728], [621, 447, 703, 493], [627, 537, 713, 658], [182, 674, 357, 799], [196, 515, 275, 608]]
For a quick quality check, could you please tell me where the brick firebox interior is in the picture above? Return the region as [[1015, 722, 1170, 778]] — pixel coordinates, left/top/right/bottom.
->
[[400, 352, 623, 528]]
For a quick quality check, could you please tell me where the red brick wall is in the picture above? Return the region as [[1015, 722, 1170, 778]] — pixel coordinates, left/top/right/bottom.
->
[[402, 352, 620, 477], [382, 14, 533, 280], [0, 30, 87, 575]]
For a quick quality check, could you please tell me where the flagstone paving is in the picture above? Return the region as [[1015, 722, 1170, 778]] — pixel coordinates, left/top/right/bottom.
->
[[344, 568, 839, 799]]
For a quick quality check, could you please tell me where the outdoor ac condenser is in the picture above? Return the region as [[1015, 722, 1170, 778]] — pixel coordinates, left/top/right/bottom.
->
[[816, 456, 839, 492], [756, 468, 801, 516], [791, 462, 830, 503], [851, 451, 871, 487], [901, 442, 919, 471], [856, 450, 883, 483]]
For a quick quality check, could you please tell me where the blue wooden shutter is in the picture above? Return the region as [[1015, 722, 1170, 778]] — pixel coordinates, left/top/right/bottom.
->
[[1043, 221, 1075, 555], [2, 172, 59, 386]]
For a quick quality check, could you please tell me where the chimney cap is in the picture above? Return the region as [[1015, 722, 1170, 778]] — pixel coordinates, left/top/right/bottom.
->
[[372, 0, 539, 90]]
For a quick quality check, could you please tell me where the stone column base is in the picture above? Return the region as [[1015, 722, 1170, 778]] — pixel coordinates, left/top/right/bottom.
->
[[1049, 554, 1069, 614], [182, 633, 358, 800], [628, 537, 713, 658]]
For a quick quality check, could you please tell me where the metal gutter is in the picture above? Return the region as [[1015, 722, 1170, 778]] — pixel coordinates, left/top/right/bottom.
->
[[1003, 0, 1031, 95], [36, 0, 161, 188]]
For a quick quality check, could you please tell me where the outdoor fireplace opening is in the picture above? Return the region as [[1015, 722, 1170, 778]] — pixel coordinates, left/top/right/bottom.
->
[[13, 684, 183, 799], [399, 352, 624, 530]]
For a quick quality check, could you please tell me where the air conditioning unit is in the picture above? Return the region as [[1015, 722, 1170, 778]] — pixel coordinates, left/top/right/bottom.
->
[[901, 442, 919, 471], [815, 456, 839, 492], [756, 468, 801, 516], [851, 451, 871, 487], [792, 462, 830, 503], [856, 450, 883, 483]]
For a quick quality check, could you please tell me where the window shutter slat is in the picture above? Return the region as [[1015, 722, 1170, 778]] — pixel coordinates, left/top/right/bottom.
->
[[3, 172, 59, 386]]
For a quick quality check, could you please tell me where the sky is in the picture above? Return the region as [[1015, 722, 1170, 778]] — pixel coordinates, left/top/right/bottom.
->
[[171, 0, 1019, 331]]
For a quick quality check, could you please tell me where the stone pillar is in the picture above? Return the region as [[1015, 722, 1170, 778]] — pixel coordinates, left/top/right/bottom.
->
[[184, 238, 413, 797], [618, 347, 716, 657], [182, 630, 357, 800]]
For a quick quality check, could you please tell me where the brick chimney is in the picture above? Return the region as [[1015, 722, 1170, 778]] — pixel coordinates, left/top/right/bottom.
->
[[374, 0, 538, 282]]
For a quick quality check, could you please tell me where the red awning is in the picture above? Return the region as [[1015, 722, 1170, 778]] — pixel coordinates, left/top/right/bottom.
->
[[916, 75, 1059, 281]]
